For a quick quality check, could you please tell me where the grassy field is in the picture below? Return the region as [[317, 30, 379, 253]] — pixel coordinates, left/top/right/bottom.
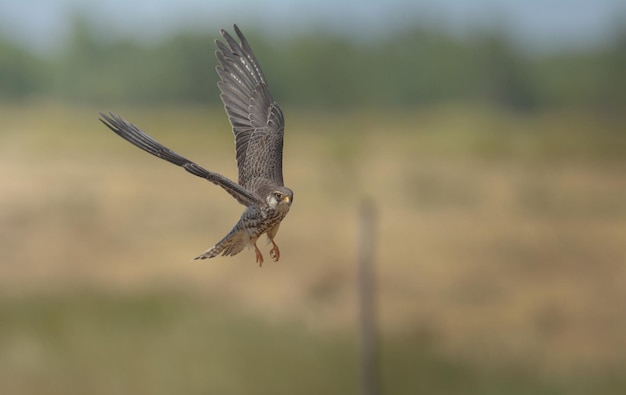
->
[[1, 102, 625, 393], [4, 290, 624, 395]]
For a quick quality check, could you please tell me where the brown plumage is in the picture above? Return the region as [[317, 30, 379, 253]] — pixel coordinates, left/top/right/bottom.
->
[[99, 25, 293, 266]]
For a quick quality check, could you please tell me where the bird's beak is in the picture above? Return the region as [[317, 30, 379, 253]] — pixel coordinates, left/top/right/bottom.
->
[[283, 196, 291, 204]]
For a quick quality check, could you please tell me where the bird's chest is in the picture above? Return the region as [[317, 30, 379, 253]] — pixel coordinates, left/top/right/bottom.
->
[[260, 208, 285, 227], [242, 204, 288, 239]]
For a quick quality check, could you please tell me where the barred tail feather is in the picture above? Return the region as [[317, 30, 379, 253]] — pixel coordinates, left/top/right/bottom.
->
[[194, 228, 250, 260]]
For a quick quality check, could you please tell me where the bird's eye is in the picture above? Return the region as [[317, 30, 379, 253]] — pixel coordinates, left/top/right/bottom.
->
[[275, 192, 283, 199]]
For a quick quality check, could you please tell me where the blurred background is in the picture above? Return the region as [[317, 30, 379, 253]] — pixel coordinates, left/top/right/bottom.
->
[[1, 0, 625, 393]]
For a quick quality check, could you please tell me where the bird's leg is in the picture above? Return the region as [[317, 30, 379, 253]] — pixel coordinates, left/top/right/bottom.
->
[[254, 242, 264, 267], [269, 239, 280, 262]]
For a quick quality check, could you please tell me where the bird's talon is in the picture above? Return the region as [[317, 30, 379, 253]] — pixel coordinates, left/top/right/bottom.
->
[[254, 243, 264, 267], [269, 241, 280, 262]]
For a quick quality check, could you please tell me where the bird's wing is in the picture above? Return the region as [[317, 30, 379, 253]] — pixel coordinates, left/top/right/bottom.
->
[[216, 24, 285, 189], [99, 112, 261, 207]]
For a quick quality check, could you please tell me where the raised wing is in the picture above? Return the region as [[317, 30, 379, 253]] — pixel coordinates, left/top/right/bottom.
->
[[99, 112, 261, 207], [216, 25, 285, 189]]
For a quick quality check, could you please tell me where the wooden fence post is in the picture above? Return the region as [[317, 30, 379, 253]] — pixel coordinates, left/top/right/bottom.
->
[[358, 198, 380, 395]]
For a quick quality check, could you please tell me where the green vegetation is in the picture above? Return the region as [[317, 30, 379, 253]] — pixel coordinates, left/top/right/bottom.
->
[[0, 291, 355, 395], [1, 16, 625, 111], [1, 291, 624, 395]]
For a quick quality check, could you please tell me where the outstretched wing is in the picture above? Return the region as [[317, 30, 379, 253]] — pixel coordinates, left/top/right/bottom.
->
[[99, 112, 261, 207], [216, 24, 285, 189]]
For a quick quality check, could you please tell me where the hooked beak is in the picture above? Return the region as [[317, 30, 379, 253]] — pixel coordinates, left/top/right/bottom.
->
[[283, 196, 291, 205]]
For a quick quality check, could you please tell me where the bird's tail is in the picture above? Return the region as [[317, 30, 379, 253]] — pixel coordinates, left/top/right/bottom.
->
[[194, 227, 249, 260]]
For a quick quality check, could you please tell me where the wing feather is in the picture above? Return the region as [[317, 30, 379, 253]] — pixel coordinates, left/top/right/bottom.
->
[[99, 112, 261, 207], [216, 25, 285, 189]]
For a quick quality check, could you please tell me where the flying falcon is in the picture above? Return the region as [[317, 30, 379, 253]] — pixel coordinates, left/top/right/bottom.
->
[[99, 25, 293, 267]]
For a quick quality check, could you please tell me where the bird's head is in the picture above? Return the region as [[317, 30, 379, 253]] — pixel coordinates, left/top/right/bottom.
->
[[267, 187, 293, 211]]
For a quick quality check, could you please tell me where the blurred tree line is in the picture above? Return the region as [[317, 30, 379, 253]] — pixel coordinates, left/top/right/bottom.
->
[[1, 17, 625, 112]]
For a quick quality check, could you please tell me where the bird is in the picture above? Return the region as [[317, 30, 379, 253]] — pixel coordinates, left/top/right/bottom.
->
[[99, 25, 293, 267]]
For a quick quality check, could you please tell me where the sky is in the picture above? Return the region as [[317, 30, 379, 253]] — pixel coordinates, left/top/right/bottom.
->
[[0, 0, 623, 54]]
